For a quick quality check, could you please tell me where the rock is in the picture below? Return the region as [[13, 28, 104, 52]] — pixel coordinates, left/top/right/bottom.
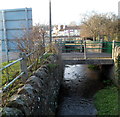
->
[[7, 95, 29, 116], [34, 68, 48, 82], [48, 55, 57, 63], [17, 84, 36, 97], [26, 76, 43, 93], [2, 107, 24, 117], [41, 65, 49, 73]]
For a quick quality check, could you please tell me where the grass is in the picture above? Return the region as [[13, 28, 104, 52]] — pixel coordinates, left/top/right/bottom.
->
[[1, 61, 22, 106], [1, 53, 53, 106], [94, 85, 119, 116], [2, 61, 20, 86]]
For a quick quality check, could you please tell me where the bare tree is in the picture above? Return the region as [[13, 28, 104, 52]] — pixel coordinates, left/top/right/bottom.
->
[[80, 12, 118, 41], [16, 24, 46, 54], [14, 24, 47, 70]]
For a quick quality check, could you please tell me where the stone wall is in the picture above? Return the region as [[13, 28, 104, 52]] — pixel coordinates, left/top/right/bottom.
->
[[113, 46, 120, 86], [114, 54, 120, 86], [2, 54, 63, 117]]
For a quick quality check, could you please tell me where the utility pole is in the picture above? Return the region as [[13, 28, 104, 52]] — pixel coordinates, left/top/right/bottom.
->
[[49, 0, 52, 43]]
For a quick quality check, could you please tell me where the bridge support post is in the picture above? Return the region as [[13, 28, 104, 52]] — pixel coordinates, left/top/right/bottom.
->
[[84, 40, 87, 59], [112, 40, 115, 59]]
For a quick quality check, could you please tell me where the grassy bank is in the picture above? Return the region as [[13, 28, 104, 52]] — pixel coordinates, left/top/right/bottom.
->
[[94, 85, 119, 116]]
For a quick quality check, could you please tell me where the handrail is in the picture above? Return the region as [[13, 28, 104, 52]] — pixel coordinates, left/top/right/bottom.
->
[[0, 58, 23, 71], [3, 72, 24, 91], [1, 46, 46, 92], [59, 40, 120, 59]]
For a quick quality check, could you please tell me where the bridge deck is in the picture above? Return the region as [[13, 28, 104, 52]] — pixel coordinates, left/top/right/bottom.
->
[[62, 52, 114, 65]]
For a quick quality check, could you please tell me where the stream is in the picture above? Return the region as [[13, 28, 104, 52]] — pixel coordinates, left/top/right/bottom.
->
[[56, 64, 104, 116]]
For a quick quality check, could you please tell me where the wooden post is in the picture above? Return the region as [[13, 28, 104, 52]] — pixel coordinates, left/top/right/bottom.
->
[[112, 40, 115, 59], [84, 40, 87, 59], [19, 52, 28, 82]]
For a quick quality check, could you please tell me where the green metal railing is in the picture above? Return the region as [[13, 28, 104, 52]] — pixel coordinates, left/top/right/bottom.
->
[[57, 40, 120, 59], [58, 40, 119, 51]]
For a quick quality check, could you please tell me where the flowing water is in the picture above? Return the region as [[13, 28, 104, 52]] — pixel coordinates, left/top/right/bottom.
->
[[56, 64, 104, 116]]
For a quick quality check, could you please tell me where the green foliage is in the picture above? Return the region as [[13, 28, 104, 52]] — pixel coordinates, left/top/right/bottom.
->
[[94, 85, 118, 116], [2, 61, 20, 86], [88, 65, 100, 70], [103, 79, 112, 86], [47, 63, 58, 69]]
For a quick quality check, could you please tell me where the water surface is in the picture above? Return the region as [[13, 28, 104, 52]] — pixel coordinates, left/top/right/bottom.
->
[[56, 64, 104, 116]]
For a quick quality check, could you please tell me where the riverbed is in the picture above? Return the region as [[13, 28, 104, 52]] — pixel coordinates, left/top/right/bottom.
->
[[56, 64, 104, 116]]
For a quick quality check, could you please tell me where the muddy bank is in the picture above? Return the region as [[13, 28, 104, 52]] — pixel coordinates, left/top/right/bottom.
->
[[56, 65, 104, 116]]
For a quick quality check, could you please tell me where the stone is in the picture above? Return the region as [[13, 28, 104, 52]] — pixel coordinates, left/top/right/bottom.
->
[[40, 65, 49, 73], [2, 107, 24, 117], [34, 68, 48, 81], [26, 76, 43, 93], [17, 84, 36, 97], [7, 95, 30, 116]]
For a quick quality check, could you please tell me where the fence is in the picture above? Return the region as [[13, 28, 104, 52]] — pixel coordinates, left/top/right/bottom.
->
[[58, 40, 120, 59], [0, 8, 32, 63], [1, 45, 45, 93]]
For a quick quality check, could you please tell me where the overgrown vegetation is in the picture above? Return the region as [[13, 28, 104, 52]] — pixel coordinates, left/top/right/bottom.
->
[[94, 85, 118, 116]]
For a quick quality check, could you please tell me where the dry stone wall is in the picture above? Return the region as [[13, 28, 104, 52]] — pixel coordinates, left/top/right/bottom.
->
[[2, 54, 63, 117]]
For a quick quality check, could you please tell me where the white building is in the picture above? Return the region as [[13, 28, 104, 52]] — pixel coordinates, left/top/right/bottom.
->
[[52, 25, 80, 37]]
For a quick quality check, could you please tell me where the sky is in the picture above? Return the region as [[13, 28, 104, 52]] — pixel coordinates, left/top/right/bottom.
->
[[0, 0, 119, 25]]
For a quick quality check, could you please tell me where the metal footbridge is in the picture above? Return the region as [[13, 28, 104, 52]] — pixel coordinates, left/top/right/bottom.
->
[[57, 40, 120, 65]]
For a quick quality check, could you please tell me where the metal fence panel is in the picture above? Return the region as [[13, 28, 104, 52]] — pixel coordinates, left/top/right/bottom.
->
[[0, 8, 32, 52]]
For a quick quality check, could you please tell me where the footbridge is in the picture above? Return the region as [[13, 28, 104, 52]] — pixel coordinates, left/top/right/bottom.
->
[[57, 40, 120, 65], [62, 53, 114, 65]]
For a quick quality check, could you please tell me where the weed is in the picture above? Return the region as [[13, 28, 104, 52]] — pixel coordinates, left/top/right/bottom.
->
[[94, 85, 118, 116]]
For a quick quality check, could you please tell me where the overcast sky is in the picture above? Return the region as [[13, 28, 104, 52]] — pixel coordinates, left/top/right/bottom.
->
[[0, 0, 119, 25]]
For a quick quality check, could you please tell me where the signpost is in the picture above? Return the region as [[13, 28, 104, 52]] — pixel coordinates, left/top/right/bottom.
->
[[49, 0, 52, 43]]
